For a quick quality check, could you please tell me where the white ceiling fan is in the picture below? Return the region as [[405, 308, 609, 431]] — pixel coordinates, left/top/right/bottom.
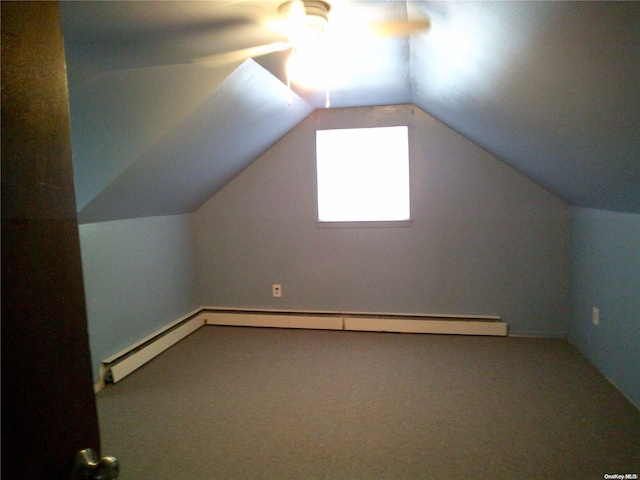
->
[[194, 0, 431, 95]]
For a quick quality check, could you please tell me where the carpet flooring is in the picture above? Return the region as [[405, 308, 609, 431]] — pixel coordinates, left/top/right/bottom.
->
[[96, 326, 640, 479]]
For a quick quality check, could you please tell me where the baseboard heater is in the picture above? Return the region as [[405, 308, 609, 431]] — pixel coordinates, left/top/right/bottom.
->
[[201, 308, 507, 337], [100, 307, 506, 387], [101, 309, 205, 386]]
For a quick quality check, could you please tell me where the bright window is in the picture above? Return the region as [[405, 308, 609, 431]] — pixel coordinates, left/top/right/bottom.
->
[[316, 126, 410, 222]]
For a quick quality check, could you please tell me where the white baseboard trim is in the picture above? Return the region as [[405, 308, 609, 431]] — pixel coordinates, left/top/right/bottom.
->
[[202, 308, 507, 336], [203, 311, 343, 330], [102, 309, 205, 385], [344, 316, 507, 336], [102, 307, 204, 364], [202, 306, 502, 321], [100, 307, 507, 386]]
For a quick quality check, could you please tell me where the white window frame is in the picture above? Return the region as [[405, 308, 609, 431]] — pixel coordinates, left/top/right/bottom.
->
[[315, 125, 411, 228]]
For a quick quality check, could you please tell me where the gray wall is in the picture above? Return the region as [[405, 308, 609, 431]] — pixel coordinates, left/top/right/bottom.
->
[[79, 214, 199, 382], [569, 207, 640, 407], [195, 105, 571, 335]]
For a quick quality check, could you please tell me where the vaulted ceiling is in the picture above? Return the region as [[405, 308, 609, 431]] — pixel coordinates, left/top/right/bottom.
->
[[60, 1, 639, 223]]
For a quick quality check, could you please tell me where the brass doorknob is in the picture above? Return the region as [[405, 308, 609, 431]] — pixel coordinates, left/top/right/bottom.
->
[[71, 448, 119, 479]]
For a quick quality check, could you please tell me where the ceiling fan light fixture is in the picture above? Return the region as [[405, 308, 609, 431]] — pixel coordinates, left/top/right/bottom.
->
[[279, 0, 331, 36], [280, 0, 337, 101]]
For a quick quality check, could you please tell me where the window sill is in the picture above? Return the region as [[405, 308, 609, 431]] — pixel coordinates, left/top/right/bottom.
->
[[316, 220, 413, 229]]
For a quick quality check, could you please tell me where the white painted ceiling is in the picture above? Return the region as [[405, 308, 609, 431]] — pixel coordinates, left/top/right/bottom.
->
[[60, 1, 639, 223]]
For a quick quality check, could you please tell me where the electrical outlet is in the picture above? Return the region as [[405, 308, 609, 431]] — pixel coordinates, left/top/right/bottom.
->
[[272, 284, 282, 298], [592, 306, 600, 326]]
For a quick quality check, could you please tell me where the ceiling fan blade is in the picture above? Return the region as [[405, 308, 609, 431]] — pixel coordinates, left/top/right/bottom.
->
[[194, 41, 293, 66], [369, 18, 431, 37]]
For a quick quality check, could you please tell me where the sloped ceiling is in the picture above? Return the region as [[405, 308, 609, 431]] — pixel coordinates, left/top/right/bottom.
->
[[71, 60, 314, 223], [60, 1, 639, 223]]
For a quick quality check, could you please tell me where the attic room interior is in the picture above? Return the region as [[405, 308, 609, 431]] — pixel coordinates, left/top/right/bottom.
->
[[2, 1, 639, 478]]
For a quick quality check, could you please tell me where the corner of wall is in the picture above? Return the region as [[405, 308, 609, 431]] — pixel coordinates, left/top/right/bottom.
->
[[568, 206, 640, 408]]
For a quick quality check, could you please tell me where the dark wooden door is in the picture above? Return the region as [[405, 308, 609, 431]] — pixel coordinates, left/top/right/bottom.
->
[[2, 2, 102, 479]]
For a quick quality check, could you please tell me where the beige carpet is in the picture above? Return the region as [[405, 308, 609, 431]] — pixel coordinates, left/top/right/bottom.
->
[[96, 326, 640, 479]]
